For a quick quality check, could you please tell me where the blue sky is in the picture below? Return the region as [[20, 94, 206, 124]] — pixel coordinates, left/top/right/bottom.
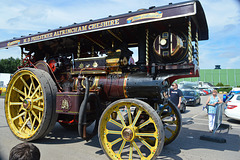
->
[[0, 0, 239, 69]]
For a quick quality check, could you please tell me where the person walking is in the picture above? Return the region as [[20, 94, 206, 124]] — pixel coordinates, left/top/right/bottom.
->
[[169, 83, 183, 120], [205, 89, 222, 132]]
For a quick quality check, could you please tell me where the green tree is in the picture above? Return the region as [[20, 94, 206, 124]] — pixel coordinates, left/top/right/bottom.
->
[[216, 82, 224, 86], [0, 57, 21, 73]]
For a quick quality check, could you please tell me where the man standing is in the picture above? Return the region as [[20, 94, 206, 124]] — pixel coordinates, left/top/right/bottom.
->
[[168, 83, 183, 121], [169, 83, 183, 109]]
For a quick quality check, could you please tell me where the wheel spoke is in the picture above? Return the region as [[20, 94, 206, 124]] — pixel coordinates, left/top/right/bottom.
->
[[163, 120, 177, 125], [135, 132, 155, 137], [20, 77, 31, 94], [161, 112, 172, 119], [117, 110, 126, 127], [28, 82, 33, 97], [111, 137, 123, 146], [106, 130, 122, 135], [24, 86, 27, 97], [33, 96, 43, 103], [132, 109, 142, 127], [13, 87, 25, 97], [30, 76, 36, 90], [12, 112, 26, 121], [31, 116, 37, 131], [30, 85, 40, 98], [165, 135, 169, 140], [129, 142, 133, 160], [28, 112, 33, 127], [18, 106, 24, 113], [33, 105, 44, 112], [127, 106, 132, 125], [20, 117, 30, 131], [132, 141, 144, 158], [19, 96, 25, 102], [118, 139, 126, 155], [23, 111, 27, 122], [31, 110, 40, 122], [138, 119, 151, 129], [109, 118, 123, 128], [166, 127, 175, 134], [138, 137, 152, 150], [9, 102, 22, 106], [34, 87, 41, 99]]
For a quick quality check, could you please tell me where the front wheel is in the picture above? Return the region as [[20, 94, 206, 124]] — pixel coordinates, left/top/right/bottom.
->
[[98, 98, 164, 160]]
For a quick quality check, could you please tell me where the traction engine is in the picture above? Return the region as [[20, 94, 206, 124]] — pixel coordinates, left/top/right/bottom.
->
[[1, 1, 208, 159]]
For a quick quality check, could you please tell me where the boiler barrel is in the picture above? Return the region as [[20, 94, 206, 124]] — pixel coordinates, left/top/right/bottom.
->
[[97, 72, 166, 99]]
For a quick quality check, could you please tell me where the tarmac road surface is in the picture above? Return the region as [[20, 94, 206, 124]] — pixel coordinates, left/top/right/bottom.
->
[[0, 94, 239, 160]]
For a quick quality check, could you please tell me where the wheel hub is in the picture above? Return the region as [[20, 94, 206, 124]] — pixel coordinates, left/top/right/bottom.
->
[[122, 128, 134, 141], [23, 98, 32, 110]]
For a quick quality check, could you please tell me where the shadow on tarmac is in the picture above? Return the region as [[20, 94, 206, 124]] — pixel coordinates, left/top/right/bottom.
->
[[227, 118, 240, 124], [178, 125, 239, 152], [155, 125, 239, 160], [34, 123, 84, 144], [32, 118, 239, 160]]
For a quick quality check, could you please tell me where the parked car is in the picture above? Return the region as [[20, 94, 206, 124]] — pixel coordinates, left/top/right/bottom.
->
[[196, 89, 206, 96], [225, 94, 235, 104], [223, 88, 240, 102], [180, 97, 187, 113], [182, 90, 201, 106], [225, 94, 240, 121], [202, 89, 209, 95], [206, 89, 212, 94]]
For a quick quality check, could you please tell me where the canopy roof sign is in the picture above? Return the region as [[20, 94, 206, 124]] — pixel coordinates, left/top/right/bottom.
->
[[0, 0, 208, 49]]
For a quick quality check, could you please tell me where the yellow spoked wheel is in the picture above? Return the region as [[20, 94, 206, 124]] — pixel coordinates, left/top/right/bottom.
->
[[5, 68, 58, 141], [158, 100, 182, 145], [99, 99, 164, 160]]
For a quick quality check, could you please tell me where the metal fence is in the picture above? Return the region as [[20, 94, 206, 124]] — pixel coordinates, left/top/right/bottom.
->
[[213, 103, 223, 133], [177, 69, 240, 86]]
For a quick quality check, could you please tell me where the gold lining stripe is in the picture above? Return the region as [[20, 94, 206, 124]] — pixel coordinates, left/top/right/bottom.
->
[[57, 94, 82, 97], [95, 76, 99, 89], [56, 110, 78, 114], [123, 73, 128, 98]]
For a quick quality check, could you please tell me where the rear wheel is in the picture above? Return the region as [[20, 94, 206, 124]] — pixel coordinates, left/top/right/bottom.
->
[[99, 98, 164, 160], [158, 100, 182, 145], [5, 68, 57, 141]]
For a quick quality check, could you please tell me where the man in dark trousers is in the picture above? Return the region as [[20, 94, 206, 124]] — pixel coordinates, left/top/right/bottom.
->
[[169, 83, 183, 120]]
